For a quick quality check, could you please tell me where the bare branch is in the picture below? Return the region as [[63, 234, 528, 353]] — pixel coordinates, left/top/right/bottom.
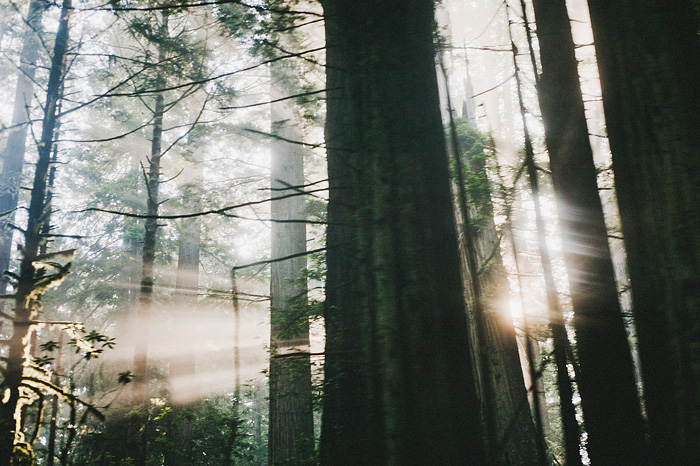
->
[[75, 187, 328, 220], [221, 88, 329, 110], [231, 247, 326, 271]]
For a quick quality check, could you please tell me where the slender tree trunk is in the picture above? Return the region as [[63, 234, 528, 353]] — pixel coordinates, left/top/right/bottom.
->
[[268, 62, 314, 465], [586, 1, 700, 464], [0, 0, 46, 300], [0, 1, 71, 463], [507, 10, 583, 466], [132, 15, 169, 466], [531, 2, 648, 464], [320, 1, 488, 464]]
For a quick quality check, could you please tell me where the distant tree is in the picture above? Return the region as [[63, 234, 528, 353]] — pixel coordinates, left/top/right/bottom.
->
[[0, 0, 47, 299], [165, 178, 201, 465], [268, 59, 315, 464], [320, 1, 487, 464], [586, 1, 700, 464]]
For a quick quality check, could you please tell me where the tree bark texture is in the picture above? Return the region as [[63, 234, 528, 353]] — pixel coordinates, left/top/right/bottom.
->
[[0, 1, 71, 463], [320, 2, 487, 464], [532, 1, 649, 464], [586, 1, 700, 464], [268, 64, 314, 465]]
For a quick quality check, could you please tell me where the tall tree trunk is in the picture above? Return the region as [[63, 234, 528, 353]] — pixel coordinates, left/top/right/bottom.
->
[[0, 0, 71, 463], [268, 63, 314, 465], [531, 2, 648, 464], [132, 14, 169, 466], [586, 1, 700, 464], [507, 10, 583, 466], [320, 1, 488, 464], [0, 0, 46, 301]]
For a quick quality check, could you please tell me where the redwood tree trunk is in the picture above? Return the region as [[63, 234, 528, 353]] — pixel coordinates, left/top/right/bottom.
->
[[320, 1, 487, 464], [586, 1, 700, 464]]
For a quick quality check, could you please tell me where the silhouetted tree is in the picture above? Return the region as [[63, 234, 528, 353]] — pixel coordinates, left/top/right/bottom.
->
[[587, 1, 700, 464]]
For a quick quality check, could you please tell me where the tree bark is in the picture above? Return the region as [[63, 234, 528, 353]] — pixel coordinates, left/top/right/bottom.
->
[[320, 1, 487, 464], [586, 1, 700, 464]]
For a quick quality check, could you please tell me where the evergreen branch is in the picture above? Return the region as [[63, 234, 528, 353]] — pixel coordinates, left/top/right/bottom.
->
[[0, 207, 21, 219], [57, 58, 170, 119], [104, 47, 326, 97], [80, 0, 324, 17]]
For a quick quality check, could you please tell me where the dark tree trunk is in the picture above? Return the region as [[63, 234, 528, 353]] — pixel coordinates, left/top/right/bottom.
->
[[320, 1, 487, 464], [0, 0, 46, 298], [532, 2, 649, 465], [0, 0, 71, 463], [268, 64, 315, 465], [318, 7, 376, 460], [586, 1, 700, 464]]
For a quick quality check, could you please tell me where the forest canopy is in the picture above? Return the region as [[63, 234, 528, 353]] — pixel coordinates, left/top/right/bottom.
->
[[0, 0, 698, 465]]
